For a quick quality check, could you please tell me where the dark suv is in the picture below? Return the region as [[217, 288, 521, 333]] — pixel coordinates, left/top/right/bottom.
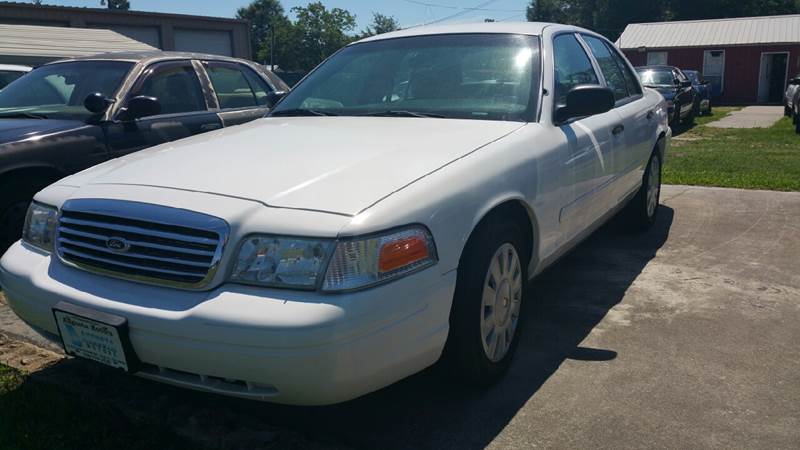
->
[[0, 51, 289, 251], [636, 65, 696, 126]]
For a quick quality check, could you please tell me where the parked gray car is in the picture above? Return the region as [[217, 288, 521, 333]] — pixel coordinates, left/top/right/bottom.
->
[[785, 73, 800, 119]]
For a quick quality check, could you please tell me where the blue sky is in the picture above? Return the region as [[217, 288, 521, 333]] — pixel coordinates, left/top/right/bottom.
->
[[41, 0, 530, 31]]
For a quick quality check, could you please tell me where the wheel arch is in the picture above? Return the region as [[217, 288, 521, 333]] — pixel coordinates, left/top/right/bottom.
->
[[461, 195, 540, 279], [0, 164, 64, 193]]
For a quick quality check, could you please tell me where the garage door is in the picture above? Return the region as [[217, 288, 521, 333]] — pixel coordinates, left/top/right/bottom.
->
[[174, 29, 232, 56]]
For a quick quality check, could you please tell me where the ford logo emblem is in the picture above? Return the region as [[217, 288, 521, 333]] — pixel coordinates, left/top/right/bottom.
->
[[106, 237, 130, 253]]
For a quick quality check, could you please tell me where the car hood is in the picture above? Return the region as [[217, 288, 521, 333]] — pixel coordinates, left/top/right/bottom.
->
[[0, 118, 86, 145], [65, 116, 525, 216]]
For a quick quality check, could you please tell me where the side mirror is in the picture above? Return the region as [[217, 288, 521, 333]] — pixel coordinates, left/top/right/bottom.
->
[[554, 85, 615, 124], [83, 92, 115, 114], [265, 90, 287, 108], [681, 80, 693, 88], [121, 95, 160, 120]]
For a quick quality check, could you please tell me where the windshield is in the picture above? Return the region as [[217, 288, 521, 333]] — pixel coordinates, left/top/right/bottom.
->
[[0, 61, 133, 120], [636, 68, 674, 87], [272, 34, 541, 122]]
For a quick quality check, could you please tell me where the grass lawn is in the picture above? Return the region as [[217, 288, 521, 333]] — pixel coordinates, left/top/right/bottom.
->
[[0, 364, 191, 450], [664, 107, 800, 191]]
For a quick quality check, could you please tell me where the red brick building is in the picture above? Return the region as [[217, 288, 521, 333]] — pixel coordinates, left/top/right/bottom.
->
[[616, 15, 800, 105]]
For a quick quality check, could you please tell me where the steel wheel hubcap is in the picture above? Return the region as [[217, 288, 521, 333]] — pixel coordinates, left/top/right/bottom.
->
[[480, 243, 523, 362], [647, 156, 661, 218]]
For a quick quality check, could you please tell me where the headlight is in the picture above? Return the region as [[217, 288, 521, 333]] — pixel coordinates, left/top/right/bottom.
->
[[322, 226, 437, 292], [229, 236, 334, 289], [22, 202, 58, 252]]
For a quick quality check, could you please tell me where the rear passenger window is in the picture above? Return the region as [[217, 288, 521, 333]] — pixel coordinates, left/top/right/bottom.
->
[[134, 63, 206, 116], [552, 34, 599, 106], [609, 46, 642, 96], [582, 35, 628, 101], [240, 66, 273, 106], [207, 65, 258, 109]]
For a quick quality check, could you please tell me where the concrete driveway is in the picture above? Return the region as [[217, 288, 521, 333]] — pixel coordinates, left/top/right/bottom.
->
[[2, 185, 799, 449]]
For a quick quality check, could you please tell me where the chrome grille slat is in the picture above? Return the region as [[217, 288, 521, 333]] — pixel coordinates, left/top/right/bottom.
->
[[57, 237, 213, 268], [58, 226, 217, 256], [56, 199, 229, 289], [60, 247, 207, 277], [60, 216, 219, 245]]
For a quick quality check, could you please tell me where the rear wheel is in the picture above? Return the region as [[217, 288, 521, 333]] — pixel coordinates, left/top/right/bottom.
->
[[444, 218, 528, 385], [625, 148, 662, 230], [786, 106, 793, 117]]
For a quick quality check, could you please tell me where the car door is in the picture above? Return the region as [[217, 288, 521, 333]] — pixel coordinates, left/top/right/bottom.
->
[[551, 33, 622, 241], [104, 60, 223, 158], [202, 61, 272, 127], [673, 68, 694, 117], [581, 34, 653, 201]]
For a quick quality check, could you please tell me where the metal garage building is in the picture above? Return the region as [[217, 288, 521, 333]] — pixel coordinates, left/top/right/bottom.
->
[[617, 14, 800, 104], [0, 1, 250, 60], [0, 23, 156, 66]]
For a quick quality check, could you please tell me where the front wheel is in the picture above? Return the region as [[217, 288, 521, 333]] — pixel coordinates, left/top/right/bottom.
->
[[443, 219, 527, 385], [625, 149, 662, 230]]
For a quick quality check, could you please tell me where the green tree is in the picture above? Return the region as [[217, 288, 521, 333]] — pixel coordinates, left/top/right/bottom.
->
[[290, 2, 357, 71], [101, 0, 130, 10], [236, 0, 292, 65], [360, 13, 400, 37]]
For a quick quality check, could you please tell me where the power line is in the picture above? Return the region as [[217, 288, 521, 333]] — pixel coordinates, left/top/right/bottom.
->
[[422, 0, 504, 25], [402, 0, 525, 14]]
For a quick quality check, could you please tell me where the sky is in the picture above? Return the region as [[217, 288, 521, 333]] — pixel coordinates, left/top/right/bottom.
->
[[39, 0, 531, 31]]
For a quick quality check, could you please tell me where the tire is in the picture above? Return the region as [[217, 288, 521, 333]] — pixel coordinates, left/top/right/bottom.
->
[[443, 217, 528, 385], [0, 176, 54, 253], [625, 148, 662, 230], [706, 104, 712, 116], [795, 113, 800, 135], [787, 106, 793, 117]]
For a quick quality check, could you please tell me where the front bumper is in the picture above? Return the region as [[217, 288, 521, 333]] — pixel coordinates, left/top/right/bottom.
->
[[0, 241, 455, 405]]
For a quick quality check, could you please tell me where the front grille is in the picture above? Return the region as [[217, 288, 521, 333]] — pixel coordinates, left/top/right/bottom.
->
[[56, 199, 229, 289]]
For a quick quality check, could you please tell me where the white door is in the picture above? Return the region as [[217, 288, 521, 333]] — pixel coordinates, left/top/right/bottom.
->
[[703, 50, 725, 97]]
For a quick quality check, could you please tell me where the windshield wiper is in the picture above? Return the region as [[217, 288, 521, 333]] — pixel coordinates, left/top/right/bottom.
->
[[270, 108, 338, 117], [360, 110, 445, 118], [0, 112, 48, 119]]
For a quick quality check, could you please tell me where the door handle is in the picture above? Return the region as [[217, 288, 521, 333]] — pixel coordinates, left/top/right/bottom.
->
[[200, 123, 222, 131], [612, 124, 625, 135], [646, 110, 655, 120]]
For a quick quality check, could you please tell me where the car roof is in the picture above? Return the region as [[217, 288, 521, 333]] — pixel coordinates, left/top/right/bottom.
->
[[44, 50, 247, 66], [355, 21, 591, 44], [0, 64, 32, 72]]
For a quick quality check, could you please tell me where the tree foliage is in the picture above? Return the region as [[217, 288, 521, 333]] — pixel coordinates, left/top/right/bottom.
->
[[237, 0, 358, 72], [290, 2, 356, 71], [360, 13, 401, 37], [527, 0, 800, 39], [101, 0, 130, 10]]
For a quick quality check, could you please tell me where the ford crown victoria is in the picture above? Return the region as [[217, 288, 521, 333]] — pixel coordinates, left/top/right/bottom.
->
[[0, 23, 669, 405]]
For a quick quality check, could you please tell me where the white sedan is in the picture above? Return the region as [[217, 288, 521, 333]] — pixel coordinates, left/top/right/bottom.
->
[[0, 22, 669, 405]]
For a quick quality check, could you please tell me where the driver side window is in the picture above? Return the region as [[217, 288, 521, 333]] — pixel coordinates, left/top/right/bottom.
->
[[132, 62, 207, 117], [552, 34, 599, 107]]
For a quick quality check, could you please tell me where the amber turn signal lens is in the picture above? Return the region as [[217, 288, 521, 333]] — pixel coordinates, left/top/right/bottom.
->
[[379, 236, 430, 273]]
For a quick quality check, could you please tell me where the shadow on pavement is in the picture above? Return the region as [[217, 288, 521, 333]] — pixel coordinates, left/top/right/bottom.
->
[[6, 206, 674, 450]]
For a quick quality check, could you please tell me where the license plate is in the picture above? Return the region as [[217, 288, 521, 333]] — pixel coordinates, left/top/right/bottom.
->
[[53, 301, 138, 372]]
